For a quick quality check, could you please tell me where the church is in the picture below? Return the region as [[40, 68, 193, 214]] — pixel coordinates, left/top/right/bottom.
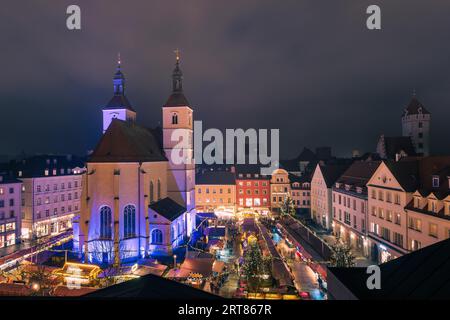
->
[[73, 53, 196, 264]]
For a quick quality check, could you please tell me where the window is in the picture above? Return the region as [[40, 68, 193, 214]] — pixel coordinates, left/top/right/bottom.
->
[[149, 181, 154, 203], [381, 227, 390, 241], [100, 206, 112, 239], [123, 205, 136, 238], [157, 179, 161, 200], [151, 229, 163, 244], [432, 176, 440, 188], [172, 113, 178, 125], [394, 193, 400, 205], [378, 191, 384, 201], [393, 232, 403, 247], [371, 189, 376, 199], [408, 217, 422, 232], [410, 239, 421, 251], [429, 223, 438, 238], [386, 192, 392, 203], [344, 212, 351, 225]]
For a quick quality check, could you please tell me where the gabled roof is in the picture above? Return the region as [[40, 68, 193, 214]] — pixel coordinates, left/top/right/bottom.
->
[[382, 136, 417, 159], [403, 96, 430, 116], [328, 238, 450, 299], [318, 163, 352, 188], [83, 273, 219, 299], [103, 95, 135, 112], [149, 197, 186, 222], [336, 160, 381, 187], [384, 159, 419, 192], [164, 92, 190, 107], [89, 119, 167, 163]]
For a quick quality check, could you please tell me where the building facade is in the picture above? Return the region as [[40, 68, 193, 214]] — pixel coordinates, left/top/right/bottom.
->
[[195, 171, 236, 216], [3, 155, 84, 240], [311, 163, 350, 230], [289, 174, 311, 215], [270, 168, 290, 214], [332, 161, 380, 257], [74, 56, 196, 264], [236, 168, 270, 215], [366, 157, 450, 263], [0, 176, 22, 248]]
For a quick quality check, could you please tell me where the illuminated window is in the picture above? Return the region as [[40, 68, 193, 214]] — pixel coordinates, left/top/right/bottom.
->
[[123, 205, 136, 238], [151, 229, 163, 244], [99, 206, 112, 239]]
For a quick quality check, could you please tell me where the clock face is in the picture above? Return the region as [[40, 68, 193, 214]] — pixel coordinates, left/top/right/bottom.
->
[[111, 112, 119, 119]]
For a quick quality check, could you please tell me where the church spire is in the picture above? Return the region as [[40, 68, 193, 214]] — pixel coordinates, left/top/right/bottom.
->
[[113, 53, 125, 96], [172, 49, 183, 93]]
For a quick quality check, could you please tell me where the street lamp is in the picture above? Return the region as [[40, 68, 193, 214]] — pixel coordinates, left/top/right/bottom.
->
[[173, 254, 177, 269]]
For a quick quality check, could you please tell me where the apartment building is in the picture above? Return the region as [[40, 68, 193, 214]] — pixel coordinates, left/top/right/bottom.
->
[[311, 163, 351, 230], [235, 166, 271, 215], [4, 155, 85, 240], [332, 160, 380, 257], [367, 157, 450, 263], [195, 171, 236, 216], [270, 168, 290, 214], [0, 175, 22, 248], [289, 174, 311, 215]]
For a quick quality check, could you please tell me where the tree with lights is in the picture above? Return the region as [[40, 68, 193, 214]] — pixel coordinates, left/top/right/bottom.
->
[[242, 242, 264, 291], [329, 238, 356, 267], [280, 196, 296, 217]]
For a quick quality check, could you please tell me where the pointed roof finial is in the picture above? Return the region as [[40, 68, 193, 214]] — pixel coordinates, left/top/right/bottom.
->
[[174, 48, 180, 63], [412, 88, 416, 97], [117, 52, 121, 67]]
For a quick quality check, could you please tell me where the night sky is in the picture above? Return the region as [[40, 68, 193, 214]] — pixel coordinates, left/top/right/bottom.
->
[[1, 0, 450, 159]]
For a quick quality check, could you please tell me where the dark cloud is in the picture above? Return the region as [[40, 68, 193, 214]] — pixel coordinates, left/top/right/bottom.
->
[[1, 0, 450, 158]]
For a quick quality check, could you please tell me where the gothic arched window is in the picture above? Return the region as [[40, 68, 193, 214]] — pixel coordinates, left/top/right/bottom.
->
[[99, 206, 112, 239], [149, 181, 154, 203], [151, 229, 163, 244], [172, 225, 177, 241], [123, 204, 136, 238], [172, 113, 178, 125], [157, 179, 161, 200]]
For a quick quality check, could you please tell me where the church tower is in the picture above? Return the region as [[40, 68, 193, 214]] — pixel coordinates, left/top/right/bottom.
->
[[401, 93, 431, 156], [102, 54, 137, 133], [162, 51, 195, 217]]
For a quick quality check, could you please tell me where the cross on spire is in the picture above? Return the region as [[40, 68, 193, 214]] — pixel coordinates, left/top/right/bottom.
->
[[174, 48, 180, 63]]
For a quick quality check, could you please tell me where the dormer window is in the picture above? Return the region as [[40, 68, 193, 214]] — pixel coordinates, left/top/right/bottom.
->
[[432, 176, 440, 188]]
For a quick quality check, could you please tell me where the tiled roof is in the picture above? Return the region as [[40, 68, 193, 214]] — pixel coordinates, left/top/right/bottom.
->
[[149, 197, 186, 221], [84, 273, 219, 299], [336, 160, 381, 187], [89, 119, 167, 163], [328, 238, 450, 299], [403, 96, 430, 116], [0, 155, 85, 179], [319, 163, 352, 188], [164, 92, 190, 107], [383, 136, 417, 159], [103, 95, 135, 112], [196, 171, 235, 185]]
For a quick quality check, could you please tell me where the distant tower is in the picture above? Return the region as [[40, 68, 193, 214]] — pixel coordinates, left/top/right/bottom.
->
[[162, 50, 195, 216], [401, 92, 431, 156], [102, 54, 137, 133]]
